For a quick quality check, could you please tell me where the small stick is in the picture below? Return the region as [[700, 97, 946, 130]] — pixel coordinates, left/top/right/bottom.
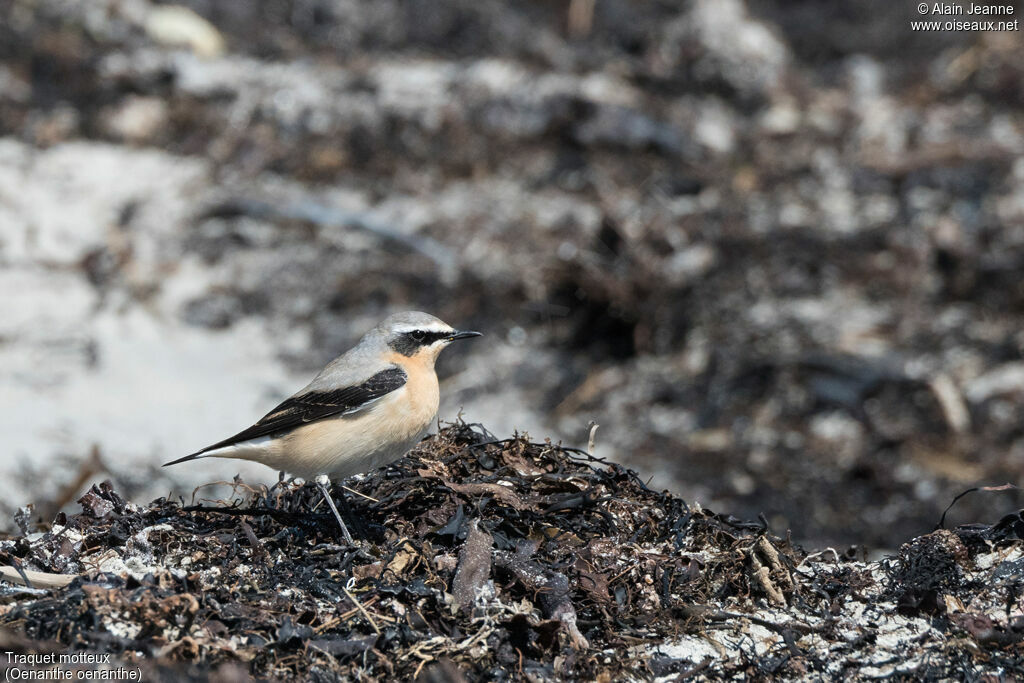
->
[[340, 485, 379, 503], [342, 585, 381, 634], [315, 475, 354, 545], [587, 422, 599, 455], [0, 566, 78, 589], [567, 0, 595, 38]]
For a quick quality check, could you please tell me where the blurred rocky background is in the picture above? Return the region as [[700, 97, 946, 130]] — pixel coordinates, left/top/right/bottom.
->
[[2, 0, 1023, 549]]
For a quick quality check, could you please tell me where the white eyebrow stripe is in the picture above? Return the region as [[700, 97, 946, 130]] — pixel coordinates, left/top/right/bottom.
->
[[393, 323, 453, 334]]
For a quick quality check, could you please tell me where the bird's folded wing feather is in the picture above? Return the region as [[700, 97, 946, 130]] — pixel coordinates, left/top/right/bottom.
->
[[180, 366, 407, 459]]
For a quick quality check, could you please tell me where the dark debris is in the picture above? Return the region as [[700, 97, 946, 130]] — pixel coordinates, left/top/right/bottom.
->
[[1, 423, 1023, 681]]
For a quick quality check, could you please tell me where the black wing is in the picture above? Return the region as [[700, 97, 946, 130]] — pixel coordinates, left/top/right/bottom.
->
[[164, 366, 407, 466]]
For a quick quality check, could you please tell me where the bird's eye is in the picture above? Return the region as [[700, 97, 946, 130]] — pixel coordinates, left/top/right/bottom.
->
[[410, 330, 426, 343]]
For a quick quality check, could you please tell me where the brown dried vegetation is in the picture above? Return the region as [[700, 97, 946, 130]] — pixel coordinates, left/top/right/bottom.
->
[[1, 424, 1022, 680]]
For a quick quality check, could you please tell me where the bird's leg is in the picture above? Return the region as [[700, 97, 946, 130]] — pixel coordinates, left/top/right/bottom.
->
[[335, 487, 370, 539], [314, 474, 354, 544]]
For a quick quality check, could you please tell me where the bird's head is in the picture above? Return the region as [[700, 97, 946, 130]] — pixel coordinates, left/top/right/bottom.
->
[[377, 311, 482, 364]]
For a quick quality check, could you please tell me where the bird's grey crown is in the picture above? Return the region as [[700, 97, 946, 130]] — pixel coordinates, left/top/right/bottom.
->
[[377, 311, 454, 336]]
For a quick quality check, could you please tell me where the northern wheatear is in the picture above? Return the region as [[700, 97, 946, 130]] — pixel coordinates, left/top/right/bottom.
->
[[164, 311, 480, 540]]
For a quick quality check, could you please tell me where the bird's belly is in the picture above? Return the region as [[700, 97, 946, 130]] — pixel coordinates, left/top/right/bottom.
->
[[279, 385, 437, 480]]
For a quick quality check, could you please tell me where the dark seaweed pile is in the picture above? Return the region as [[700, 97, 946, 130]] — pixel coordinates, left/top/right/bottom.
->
[[1, 424, 1022, 681]]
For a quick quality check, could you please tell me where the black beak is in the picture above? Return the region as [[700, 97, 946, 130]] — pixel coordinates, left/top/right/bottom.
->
[[448, 330, 482, 341]]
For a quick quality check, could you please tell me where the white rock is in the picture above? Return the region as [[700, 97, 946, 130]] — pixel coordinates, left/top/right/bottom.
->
[[103, 96, 168, 142], [145, 5, 225, 58], [690, 0, 789, 96]]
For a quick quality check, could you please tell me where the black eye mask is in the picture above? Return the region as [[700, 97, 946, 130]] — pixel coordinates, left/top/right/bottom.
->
[[389, 330, 451, 356]]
